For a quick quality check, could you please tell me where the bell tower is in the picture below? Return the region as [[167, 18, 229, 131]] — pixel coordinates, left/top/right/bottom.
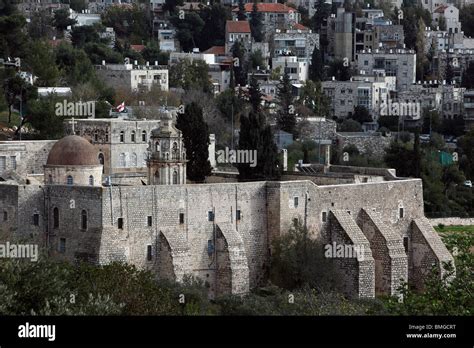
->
[[147, 109, 187, 185]]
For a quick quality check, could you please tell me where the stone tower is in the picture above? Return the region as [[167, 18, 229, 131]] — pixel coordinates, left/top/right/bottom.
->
[[147, 110, 187, 185]]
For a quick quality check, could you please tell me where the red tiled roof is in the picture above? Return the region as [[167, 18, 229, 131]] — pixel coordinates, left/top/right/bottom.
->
[[233, 3, 295, 13], [292, 22, 308, 31], [130, 44, 145, 53], [204, 46, 226, 55], [226, 20, 251, 33], [434, 4, 449, 13]]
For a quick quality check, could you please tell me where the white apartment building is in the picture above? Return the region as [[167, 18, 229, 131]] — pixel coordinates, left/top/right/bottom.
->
[[272, 56, 309, 82], [95, 63, 169, 92]]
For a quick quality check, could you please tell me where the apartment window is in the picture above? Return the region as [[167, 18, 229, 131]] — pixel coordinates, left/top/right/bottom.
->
[[399, 207, 404, 219], [119, 153, 126, 167], [53, 207, 59, 228], [364, 60, 368, 66], [147, 245, 152, 261], [236, 209, 241, 221], [33, 213, 39, 226], [120, 131, 124, 143], [208, 211, 214, 222], [10, 156, 16, 170], [3, 211, 7, 221], [89, 175, 94, 186], [294, 197, 299, 208], [179, 213, 185, 224], [131, 131, 136, 143], [67, 175, 73, 185], [118, 218, 124, 229], [147, 216, 152, 227], [0, 156, 5, 171], [81, 210, 88, 230], [322, 211, 327, 222], [59, 238, 66, 253], [142, 130, 147, 142]]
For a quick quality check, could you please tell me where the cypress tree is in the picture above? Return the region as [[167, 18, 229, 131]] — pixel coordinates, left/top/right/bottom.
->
[[276, 66, 296, 134], [176, 102, 212, 182], [249, 0, 263, 42]]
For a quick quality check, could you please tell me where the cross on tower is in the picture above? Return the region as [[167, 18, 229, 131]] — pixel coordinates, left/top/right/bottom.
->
[[68, 118, 77, 135]]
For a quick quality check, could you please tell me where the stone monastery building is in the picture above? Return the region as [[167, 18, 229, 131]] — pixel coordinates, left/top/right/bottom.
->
[[0, 112, 454, 299]]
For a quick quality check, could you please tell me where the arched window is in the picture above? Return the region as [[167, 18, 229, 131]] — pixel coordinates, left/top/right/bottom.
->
[[48, 175, 53, 184], [143, 152, 148, 166], [81, 210, 87, 230], [89, 175, 94, 186], [67, 175, 73, 185], [172, 142, 178, 159], [173, 170, 178, 184], [155, 142, 160, 152], [119, 153, 126, 167], [142, 130, 147, 142], [131, 131, 136, 143], [154, 170, 160, 184], [98, 153, 105, 165], [94, 131, 99, 142], [131, 153, 137, 167], [120, 131, 125, 143], [53, 207, 59, 229]]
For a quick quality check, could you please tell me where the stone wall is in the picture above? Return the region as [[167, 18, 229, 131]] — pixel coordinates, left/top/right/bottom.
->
[[335, 132, 392, 160], [428, 217, 474, 226], [0, 140, 56, 177]]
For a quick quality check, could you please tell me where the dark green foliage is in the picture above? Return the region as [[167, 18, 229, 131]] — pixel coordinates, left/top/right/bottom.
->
[[327, 59, 351, 81], [26, 95, 65, 139], [55, 43, 96, 86], [83, 42, 124, 64], [311, 0, 331, 33], [309, 47, 323, 82], [231, 41, 247, 86], [176, 102, 212, 182], [238, 77, 280, 181], [237, 0, 247, 21], [0, 11, 28, 58], [53, 8, 76, 33], [249, 0, 264, 42], [352, 105, 372, 124], [276, 68, 296, 134], [170, 12, 205, 52], [101, 5, 151, 43], [337, 119, 362, 132], [71, 24, 102, 48], [169, 59, 213, 93], [142, 41, 169, 65], [28, 9, 53, 40], [163, 0, 184, 14], [24, 41, 60, 87], [460, 4, 474, 38], [461, 61, 474, 89], [385, 231, 473, 315], [271, 219, 342, 291]]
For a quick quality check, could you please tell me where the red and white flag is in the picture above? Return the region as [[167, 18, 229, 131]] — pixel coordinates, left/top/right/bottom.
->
[[116, 102, 125, 112]]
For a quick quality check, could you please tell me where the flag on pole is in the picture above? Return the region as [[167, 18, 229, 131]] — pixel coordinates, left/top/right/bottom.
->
[[116, 102, 125, 112]]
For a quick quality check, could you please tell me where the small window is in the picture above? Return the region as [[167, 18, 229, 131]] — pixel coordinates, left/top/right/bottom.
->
[[322, 211, 327, 222], [118, 218, 124, 229], [131, 131, 136, 143], [208, 211, 214, 222], [67, 175, 73, 185], [179, 213, 185, 224], [147, 245, 152, 261], [403, 236, 408, 253], [10, 156, 16, 170], [59, 238, 66, 253], [89, 175, 94, 186], [3, 211, 7, 221], [33, 213, 39, 226], [120, 131, 124, 143], [294, 197, 299, 208], [81, 210, 87, 230], [207, 240, 214, 256], [147, 216, 152, 227], [236, 210, 241, 221], [94, 131, 98, 142], [399, 207, 404, 219], [53, 207, 59, 228], [142, 130, 147, 142]]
